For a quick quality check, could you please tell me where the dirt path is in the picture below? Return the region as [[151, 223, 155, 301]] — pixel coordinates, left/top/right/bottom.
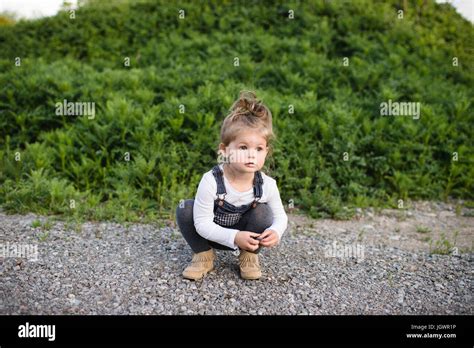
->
[[1, 201, 472, 315]]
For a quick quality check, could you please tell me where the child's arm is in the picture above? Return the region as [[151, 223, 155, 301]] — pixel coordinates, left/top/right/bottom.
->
[[264, 178, 288, 241], [193, 174, 241, 250]]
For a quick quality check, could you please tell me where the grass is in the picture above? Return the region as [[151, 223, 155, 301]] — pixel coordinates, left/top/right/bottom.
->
[[415, 225, 431, 234], [37, 231, 49, 242], [429, 231, 459, 255], [31, 218, 53, 231], [462, 210, 474, 217], [31, 219, 41, 228]]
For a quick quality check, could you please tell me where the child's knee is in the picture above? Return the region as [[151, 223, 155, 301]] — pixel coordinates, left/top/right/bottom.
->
[[253, 203, 273, 228], [254, 202, 272, 216], [176, 199, 194, 223]]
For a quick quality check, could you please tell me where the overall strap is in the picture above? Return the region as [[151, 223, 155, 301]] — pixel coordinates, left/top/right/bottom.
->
[[212, 165, 227, 197], [212, 164, 264, 202], [253, 170, 263, 199]]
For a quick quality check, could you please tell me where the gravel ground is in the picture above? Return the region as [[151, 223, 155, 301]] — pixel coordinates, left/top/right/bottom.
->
[[1, 202, 472, 315]]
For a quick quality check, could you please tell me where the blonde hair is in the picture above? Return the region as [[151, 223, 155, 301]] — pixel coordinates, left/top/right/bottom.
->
[[219, 90, 275, 158]]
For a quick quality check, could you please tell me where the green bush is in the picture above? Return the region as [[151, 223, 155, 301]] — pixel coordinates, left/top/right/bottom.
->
[[0, 0, 473, 222]]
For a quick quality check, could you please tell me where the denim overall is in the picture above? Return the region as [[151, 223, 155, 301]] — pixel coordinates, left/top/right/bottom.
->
[[212, 164, 263, 227]]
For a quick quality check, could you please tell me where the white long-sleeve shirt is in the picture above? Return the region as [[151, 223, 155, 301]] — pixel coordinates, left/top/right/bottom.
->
[[193, 164, 288, 250]]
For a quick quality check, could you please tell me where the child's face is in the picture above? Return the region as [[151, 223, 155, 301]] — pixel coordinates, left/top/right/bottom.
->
[[220, 130, 268, 173]]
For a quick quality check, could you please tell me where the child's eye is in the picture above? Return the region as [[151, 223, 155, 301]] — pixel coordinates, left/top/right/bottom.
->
[[257, 147, 263, 151], [239, 146, 247, 150]]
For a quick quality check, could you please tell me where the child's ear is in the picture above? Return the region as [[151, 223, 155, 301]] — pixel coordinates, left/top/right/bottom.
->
[[218, 143, 229, 158]]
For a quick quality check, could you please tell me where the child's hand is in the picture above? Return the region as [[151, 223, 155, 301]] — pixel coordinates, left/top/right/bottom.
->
[[257, 229, 280, 248], [234, 231, 261, 251]]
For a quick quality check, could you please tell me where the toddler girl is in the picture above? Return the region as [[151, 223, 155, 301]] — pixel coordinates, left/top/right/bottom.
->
[[175, 90, 288, 280]]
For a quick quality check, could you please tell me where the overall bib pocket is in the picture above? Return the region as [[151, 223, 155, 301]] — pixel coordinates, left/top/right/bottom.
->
[[213, 204, 243, 226], [211, 164, 263, 228]]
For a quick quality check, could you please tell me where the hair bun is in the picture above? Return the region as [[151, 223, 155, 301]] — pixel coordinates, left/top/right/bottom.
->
[[231, 90, 266, 118]]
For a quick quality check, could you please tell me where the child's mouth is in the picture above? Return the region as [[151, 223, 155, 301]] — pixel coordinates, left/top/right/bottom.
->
[[245, 163, 255, 167]]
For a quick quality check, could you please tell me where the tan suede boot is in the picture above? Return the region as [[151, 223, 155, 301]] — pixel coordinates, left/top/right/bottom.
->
[[182, 249, 215, 280], [238, 250, 262, 280]]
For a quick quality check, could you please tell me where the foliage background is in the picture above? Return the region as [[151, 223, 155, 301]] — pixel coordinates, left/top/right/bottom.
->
[[0, 0, 473, 223]]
